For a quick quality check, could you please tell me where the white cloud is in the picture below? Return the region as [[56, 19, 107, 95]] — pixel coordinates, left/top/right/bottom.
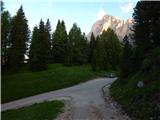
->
[[120, 3, 133, 14], [96, 8, 106, 20]]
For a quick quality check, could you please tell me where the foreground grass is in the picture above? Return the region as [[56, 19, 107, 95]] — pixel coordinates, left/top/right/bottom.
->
[[2, 101, 64, 120], [2, 64, 106, 103], [110, 76, 160, 120]]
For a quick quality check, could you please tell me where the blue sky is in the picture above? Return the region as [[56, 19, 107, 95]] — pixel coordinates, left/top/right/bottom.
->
[[3, 0, 138, 34]]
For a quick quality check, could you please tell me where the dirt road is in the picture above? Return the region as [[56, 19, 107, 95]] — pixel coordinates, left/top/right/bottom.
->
[[2, 78, 130, 120]]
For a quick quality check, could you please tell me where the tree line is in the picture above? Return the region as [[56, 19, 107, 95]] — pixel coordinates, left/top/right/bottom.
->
[[1, 1, 122, 72]]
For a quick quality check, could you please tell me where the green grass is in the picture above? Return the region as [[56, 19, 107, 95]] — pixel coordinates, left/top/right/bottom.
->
[[2, 64, 106, 103], [2, 101, 64, 120], [110, 75, 160, 120]]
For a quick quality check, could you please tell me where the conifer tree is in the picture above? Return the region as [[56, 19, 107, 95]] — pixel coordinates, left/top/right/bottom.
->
[[67, 23, 88, 65], [132, 1, 160, 72], [1, 1, 11, 68], [9, 5, 30, 70], [29, 26, 39, 71], [120, 36, 133, 78], [91, 28, 122, 71], [52, 20, 68, 63], [45, 19, 52, 63], [29, 19, 49, 71], [79, 33, 89, 64], [106, 28, 122, 69], [89, 32, 96, 63]]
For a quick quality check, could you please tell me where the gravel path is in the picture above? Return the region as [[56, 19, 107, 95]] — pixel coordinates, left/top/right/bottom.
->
[[2, 78, 130, 120]]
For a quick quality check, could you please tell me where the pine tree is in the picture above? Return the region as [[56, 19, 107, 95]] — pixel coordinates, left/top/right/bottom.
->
[[89, 32, 96, 63], [52, 20, 68, 63], [91, 36, 105, 71], [91, 48, 98, 71], [67, 23, 88, 65], [106, 28, 122, 69], [132, 1, 160, 72], [29, 19, 49, 71], [79, 33, 89, 64], [1, 1, 4, 11], [120, 36, 133, 79], [29, 26, 39, 71], [45, 19, 52, 63], [1, 1, 11, 69], [91, 28, 122, 71], [9, 5, 30, 70]]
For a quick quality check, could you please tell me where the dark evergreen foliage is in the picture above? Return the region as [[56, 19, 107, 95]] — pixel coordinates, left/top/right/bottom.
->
[[120, 36, 133, 78], [91, 28, 122, 71], [45, 19, 52, 63], [66, 23, 88, 65], [52, 20, 68, 63], [89, 32, 96, 63], [132, 1, 160, 71], [1, 2, 11, 69], [29, 19, 50, 71], [9, 6, 30, 70]]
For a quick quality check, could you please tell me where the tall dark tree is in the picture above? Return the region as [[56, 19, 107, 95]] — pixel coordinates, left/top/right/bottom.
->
[[29, 19, 49, 71], [79, 33, 89, 64], [133, 1, 160, 49], [91, 48, 98, 71], [67, 23, 88, 65], [91, 28, 122, 71], [45, 18, 52, 63], [120, 36, 133, 79], [29, 26, 39, 71], [89, 32, 96, 63], [1, 1, 4, 11], [132, 1, 160, 71], [91, 36, 106, 71], [9, 5, 30, 70], [105, 28, 122, 69], [1, 1, 11, 68], [52, 20, 68, 63]]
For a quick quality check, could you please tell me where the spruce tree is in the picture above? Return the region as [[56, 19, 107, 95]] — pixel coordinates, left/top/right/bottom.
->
[[79, 33, 88, 64], [89, 32, 96, 63], [45, 19, 52, 63], [29, 20, 49, 71], [52, 20, 68, 63], [1, 1, 11, 69], [132, 1, 160, 72], [120, 36, 133, 79], [29, 26, 39, 71], [97, 36, 106, 70], [91, 28, 122, 71], [9, 5, 30, 70], [91, 36, 101, 71], [106, 28, 122, 69], [91, 49, 98, 71], [68, 23, 88, 65]]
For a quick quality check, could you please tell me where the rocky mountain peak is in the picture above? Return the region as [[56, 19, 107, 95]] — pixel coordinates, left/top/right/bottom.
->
[[87, 14, 133, 41]]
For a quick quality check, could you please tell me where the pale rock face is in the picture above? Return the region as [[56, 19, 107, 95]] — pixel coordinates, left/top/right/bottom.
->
[[87, 15, 133, 42]]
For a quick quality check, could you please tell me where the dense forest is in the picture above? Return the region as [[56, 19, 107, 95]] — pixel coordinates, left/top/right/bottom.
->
[[1, 1, 121, 72]]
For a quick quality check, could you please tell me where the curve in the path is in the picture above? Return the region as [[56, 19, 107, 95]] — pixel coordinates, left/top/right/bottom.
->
[[2, 78, 130, 120]]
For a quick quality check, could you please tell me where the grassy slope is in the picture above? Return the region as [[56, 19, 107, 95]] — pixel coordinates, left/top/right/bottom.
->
[[111, 48, 160, 120], [110, 73, 160, 120], [2, 101, 64, 120], [110, 47, 160, 120], [2, 64, 106, 103]]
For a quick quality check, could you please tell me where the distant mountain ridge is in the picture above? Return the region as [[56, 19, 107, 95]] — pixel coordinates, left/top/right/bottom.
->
[[87, 15, 133, 41]]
